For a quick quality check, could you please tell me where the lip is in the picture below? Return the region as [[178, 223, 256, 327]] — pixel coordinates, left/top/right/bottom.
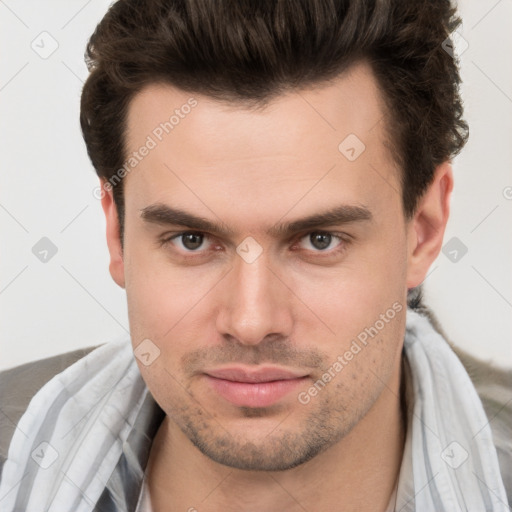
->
[[205, 366, 307, 383], [204, 366, 309, 408]]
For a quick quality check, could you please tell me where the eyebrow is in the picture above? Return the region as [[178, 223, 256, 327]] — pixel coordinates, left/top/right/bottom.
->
[[140, 203, 373, 238]]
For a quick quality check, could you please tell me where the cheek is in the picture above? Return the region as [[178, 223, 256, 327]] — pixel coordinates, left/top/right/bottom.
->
[[124, 235, 216, 339], [289, 232, 407, 347]]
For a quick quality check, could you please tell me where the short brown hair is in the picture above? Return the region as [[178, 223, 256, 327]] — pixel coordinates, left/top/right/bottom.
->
[[80, 0, 468, 243]]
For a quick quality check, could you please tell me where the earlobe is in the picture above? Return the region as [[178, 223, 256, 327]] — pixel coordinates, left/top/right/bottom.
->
[[406, 162, 453, 289], [100, 181, 126, 289]]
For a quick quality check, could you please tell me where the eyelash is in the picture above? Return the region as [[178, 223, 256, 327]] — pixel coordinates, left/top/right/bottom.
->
[[158, 230, 352, 260]]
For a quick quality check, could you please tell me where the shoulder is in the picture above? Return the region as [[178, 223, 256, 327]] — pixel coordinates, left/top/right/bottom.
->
[[408, 292, 512, 500], [0, 345, 103, 474], [450, 343, 512, 498], [411, 297, 512, 446]]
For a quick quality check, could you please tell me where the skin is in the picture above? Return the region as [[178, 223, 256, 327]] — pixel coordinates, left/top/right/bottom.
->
[[101, 61, 453, 511]]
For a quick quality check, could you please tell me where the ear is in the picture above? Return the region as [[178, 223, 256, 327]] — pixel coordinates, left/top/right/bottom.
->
[[406, 162, 453, 289], [100, 180, 126, 289]]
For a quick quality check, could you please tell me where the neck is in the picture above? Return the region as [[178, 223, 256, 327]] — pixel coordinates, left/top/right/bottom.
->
[[146, 358, 406, 512]]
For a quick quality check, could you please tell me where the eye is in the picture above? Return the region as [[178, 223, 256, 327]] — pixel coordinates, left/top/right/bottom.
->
[[160, 231, 213, 252], [295, 231, 348, 255]]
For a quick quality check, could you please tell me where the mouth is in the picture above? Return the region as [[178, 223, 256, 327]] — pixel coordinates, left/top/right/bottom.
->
[[204, 366, 310, 408]]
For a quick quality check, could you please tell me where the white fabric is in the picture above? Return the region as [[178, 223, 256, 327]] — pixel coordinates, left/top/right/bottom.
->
[[0, 309, 509, 511], [135, 474, 154, 512], [0, 334, 144, 511], [395, 310, 509, 511]]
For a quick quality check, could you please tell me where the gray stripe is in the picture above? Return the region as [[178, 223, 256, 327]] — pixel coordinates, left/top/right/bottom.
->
[[69, 375, 147, 510], [419, 421, 444, 511], [13, 355, 134, 511], [94, 391, 165, 511]]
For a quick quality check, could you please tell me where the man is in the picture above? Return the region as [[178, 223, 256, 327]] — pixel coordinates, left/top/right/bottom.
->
[[0, 0, 510, 510]]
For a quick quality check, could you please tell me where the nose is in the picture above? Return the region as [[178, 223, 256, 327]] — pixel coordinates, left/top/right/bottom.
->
[[215, 249, 294, 346]]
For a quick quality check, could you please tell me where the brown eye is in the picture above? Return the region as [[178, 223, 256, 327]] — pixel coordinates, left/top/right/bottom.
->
[[180, 232, 204, 250], [160, 231, 212, 253], [293, 231, 350, 259]]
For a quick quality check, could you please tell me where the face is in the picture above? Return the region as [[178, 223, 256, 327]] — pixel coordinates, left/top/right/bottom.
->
[[102, 61, 447, 471]]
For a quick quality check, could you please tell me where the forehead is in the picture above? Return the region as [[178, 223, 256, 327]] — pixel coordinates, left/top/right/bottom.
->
[[122, 61, 401, 228]]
